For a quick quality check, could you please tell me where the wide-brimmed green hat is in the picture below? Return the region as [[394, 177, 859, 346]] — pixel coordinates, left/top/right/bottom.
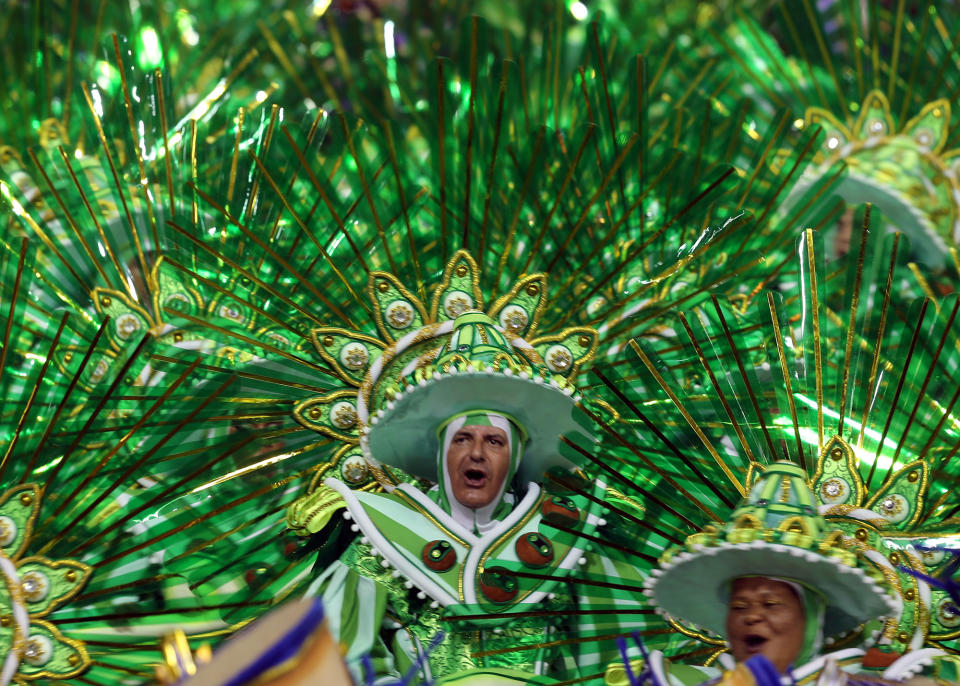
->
[[643, 461, 899, 638], [358, 311, 592, 484]]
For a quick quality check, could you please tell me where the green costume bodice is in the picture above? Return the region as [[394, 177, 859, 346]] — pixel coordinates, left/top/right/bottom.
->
[[338, 539, 575, 679], [325, 477, 601, 613], [312, 474, 650, 684]]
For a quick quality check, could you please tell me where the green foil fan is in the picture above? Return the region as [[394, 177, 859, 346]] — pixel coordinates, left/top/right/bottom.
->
[[566, 212, 960, 669]]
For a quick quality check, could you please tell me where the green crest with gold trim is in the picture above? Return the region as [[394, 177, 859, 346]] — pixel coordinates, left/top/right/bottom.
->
[[644, 461, 898, 640]]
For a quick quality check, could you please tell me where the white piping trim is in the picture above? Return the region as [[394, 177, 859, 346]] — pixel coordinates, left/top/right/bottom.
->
[[410, 633, 433, 683], [357, 320, 455, 423], [509, 336, 536, 351], [324, 478, 459, 607], [789, 648, 865, 681], [648, 650, 677, 686], [394, 483, 479, 547], [863, 548, 905, 618], [0, 652, 17, 686], [882, 648, 945, 680]]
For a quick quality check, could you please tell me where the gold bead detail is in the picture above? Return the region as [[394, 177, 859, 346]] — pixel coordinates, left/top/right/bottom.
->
[[455, 265, 468, 276], [309, 407, 322, 419], [578, 335, 591, 347], [525, 283, 539, 296], [65, 570, 77, 582], [100, 296, 112, 307], [377, 280, 390, 293], [897, 631, 910, 643], [904, 588, 916, 601], [907, 471, 919, 483], [173, 332, 184, 342], [830, 446, 843, 461], [0, 616, 10, 627], [322, 336, 334, 347], [19, 494, 32, 506], [68, 654, 80, 665], [889, 552, 901, 565], [855, 528, 868, 541]]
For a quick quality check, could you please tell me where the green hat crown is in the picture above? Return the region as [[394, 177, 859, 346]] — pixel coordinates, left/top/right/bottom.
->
[[290, 251, 599, 491], [408, 311, 562, 388], [375, 311, 579, 418], [722, 461, 826, 549], [434, 311, 540, 371], [666, 461, 854, 568], [361, 309, 591, 485]]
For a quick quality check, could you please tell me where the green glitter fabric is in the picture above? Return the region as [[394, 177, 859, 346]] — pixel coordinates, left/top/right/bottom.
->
[[0, 1, 958, 684]]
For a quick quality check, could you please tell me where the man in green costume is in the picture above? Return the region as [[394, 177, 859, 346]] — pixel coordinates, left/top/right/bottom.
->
[[288, 310, 647, 685]]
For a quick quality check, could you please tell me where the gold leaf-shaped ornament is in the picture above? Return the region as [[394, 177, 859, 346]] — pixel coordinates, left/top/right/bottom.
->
[[368, 271, 428, 343], [293, 389, 362, 443], [310, 328, 385, 387], [92, 288, 153, 348], [864, 461, 927, 529], [0, 485, 41, 560], [530, 327, 599, 381], [852, 90, 895, 141], [14, 557, 91, 618], [810, 435, 865, 509], [12, 618, 89, 680], [430, 250, 484, 322], [488, 272, 548, 340]]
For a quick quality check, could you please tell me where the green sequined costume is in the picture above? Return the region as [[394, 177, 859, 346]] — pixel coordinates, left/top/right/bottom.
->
[[285, 309, 651, 684], [1, 2, 960, 684]]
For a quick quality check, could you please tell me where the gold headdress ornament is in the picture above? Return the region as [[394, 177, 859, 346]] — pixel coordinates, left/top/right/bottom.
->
[[292, 250, 598, 492]]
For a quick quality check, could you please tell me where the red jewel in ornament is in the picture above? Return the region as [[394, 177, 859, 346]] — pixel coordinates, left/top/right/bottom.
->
[[541, 496, 580, 526], [861, 647, 902, 668], [421, 540, 456, 572], [478, 567, 518, 604], [516, 532, 554, 568]]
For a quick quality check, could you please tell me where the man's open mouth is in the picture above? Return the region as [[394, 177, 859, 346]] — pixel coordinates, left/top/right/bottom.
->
[[744, 635, 768, 652], [463, 468, 488, 487]]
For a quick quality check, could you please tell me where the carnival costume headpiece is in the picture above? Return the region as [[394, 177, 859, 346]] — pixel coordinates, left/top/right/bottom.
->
[[360, 309, 589, 485], [292, 251, 598, 491], [7, 2, 960, 682], [644, 461, 898, 641]]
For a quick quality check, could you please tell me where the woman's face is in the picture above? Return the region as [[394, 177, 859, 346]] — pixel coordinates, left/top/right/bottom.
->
[[725, 577, 806, 673]]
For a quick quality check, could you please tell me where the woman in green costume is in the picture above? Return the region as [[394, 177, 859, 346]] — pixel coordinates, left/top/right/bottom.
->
[[610, 461, 955, 686]]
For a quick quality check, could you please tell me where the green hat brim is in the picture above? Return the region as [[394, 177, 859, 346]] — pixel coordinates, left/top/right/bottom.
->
[[643, 541, 898, 638], [364, 368, 588, 484]]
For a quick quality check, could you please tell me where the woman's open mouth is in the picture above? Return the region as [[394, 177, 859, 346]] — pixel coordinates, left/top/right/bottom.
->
[[743, 635, 769, 653]]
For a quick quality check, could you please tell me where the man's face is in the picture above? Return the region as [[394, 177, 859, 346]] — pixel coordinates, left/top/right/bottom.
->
[[725, 577, 806, 673], [445, 425, 512, 509]]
